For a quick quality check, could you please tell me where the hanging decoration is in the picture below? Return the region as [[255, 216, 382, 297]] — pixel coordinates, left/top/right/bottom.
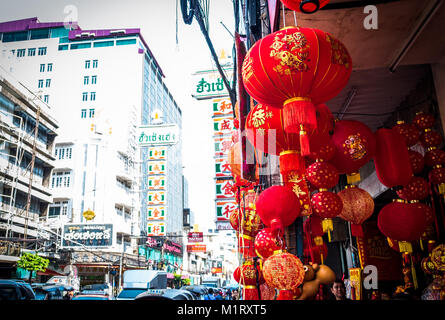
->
[[408, 150, 425, 174], [280, 0, 330, 14], [413, 112, 436, 131], [429, 165, 445, 196], [235, 260, 265, 300], [254, 227, 286, 260], [425, 147, 445, 167], [310, 191, 343, 241], [396, 176, 430, 201], [393, 120, 420, 148], [306, 161, 339, 189]]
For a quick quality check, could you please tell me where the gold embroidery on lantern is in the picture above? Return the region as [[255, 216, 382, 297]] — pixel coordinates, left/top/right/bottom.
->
[[252, 108, 266, 127], [242, 55, 254, 81], [270, 32, 309, 76], [326, 34, 350, 69], [343, 134, 367, 160]]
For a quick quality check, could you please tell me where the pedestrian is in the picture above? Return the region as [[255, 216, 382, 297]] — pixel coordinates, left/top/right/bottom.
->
[[231, 289, 239, 300], [207, 288, 216, 300], [330, 279, 349, 300], [214, 289, 224, 300]]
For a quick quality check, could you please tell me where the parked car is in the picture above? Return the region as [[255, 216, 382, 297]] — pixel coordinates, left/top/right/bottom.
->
[[180, 285, 211, 300], [72, 294, 111, 300], [135, 289, 193, 300], [33, 284, 74, 300], [0, 279, 35, 300], [116, 288, 149, 300]]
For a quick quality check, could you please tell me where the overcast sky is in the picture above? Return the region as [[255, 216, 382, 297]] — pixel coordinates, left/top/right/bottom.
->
[[0, 0, 236, 231]]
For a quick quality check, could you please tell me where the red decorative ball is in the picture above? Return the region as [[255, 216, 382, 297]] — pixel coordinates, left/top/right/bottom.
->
[[408, 150, 425, 174], [308, 140, 336, 161], [413, 112, 435, 130], [263, 252, 305, 291], [429, 166, 445, 185], [377, 201, 428, 241], [256, 186, 301, 233], [337, 186, 374, 225], [255, 228, 285, 260], [393, 121, 420, 147], [230, 207, 262, 237], [234, 267, 241, 283], [305, 161, 339, 189], [415, 203, 435, 225], [420, 130, 442, 148], [330, 120, 376, 175], [396, 176, 430, 201], [311, 191, 343, 219], [425, 148, 445, 167], [280, 0, 330, 13]]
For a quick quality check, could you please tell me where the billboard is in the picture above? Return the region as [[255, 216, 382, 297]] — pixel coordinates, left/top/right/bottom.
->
[[188, 232, 204, 243], [62, 224, 113, 248], [147, 206, 166, 220], [138, 123, 179, 147], [187, 244, 207, 253], [215, 199, 237, 221], [147, 222, 166, 236]]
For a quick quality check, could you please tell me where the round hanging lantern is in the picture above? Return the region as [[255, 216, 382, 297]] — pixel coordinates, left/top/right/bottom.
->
[[431, 244, 445, 272], [374, 128, 413, 188], [429, 166, 445, 195], [377, 200, 428, 241], [229, 207, 262, 237], [396, 176, 430, 201], [308, 139, 336, 161], [337, 185, 374, 237], [408, 150, 425, 174], [255, 228, 285, 260], [228, 142, 242, 177], [242, 27, 352, 154], [393, 121, 420, 147], [234, 267, 241, 283], [280, 0, 330, 14], [420, 129, 443, 149], [305, 161, 339, 189], [330, 120, 375, 183], [262, 251, 305, 291], [413, 112, 435, 130], [311, 191, 343, 219], [256, 185, 301, 235], [425, 148, 445, 167], [415, 202, 435, 226]]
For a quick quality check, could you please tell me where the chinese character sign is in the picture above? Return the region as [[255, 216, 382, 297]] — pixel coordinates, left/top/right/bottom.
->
[[216, 200, 237, 221], [148, 191, 166, 205], [212, 98, 233, 117], [148, 147, 167, 160], [148, 176, 167, 190], [215, 158, 233, 178], [214, 136, 234, 158], [215, 180, 236, 199], [147, 222, 165, 236], [148, 206, 166, 220], [148, 161, 166, 175], [213, 117, 236, 136]]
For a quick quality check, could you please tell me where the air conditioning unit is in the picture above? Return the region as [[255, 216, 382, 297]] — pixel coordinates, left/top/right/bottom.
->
[[110, 29, 126, 35]]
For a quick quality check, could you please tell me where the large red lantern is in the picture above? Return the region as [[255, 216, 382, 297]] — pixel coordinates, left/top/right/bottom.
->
[[374, 128, 412, 188], [377, 200, 428, 241], [255, 228, 285, 260], [305, 161, 339, 189], [242, 27, 352, 154], [256, 185, 301, 235], [330, 120, 375, 183], [280, 0, 330, 14], [311, 191, 343, 219], [408, 150, 425, 174], [425, 148, 445, 167], [393, 121, 420, 147], [308, 139, 336, 161], [337, 185, 374, 237], [396, 176, 430, 201]]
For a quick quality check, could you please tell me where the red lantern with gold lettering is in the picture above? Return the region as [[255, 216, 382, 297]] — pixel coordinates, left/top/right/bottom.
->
[[396, 176, 430, 201], [242, 27, 352, 154], [330, 120, 375, 183], [280, 0, 330, 14], [255, 228, 285, 260]]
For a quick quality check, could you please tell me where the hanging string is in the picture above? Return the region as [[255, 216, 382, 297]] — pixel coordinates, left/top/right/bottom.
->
[[293, 10, 297, 27], [282, 2, 286, 28]]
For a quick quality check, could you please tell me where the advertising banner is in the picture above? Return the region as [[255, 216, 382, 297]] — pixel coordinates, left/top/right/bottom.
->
[[186, 244, 207, 253], [215, 199, 237, 221], [147, 191, 166, 205], [187, 232, 204, 243], [62, 224, 113, 248], [147, 206, 166, 220], [147, 222, 166, 236], [215, 179, 236, 199], [147, 176, 167, 190], [137, 123, 179, 147]]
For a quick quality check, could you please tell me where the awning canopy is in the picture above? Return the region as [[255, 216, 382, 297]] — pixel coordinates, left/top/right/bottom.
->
[[37, 268, 64, 276]]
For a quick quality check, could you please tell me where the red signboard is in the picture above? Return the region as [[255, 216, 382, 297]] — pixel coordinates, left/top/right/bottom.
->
[[188, 232, 204, 243], [187, 244, 207, 253], [211, 267, 223, 274]]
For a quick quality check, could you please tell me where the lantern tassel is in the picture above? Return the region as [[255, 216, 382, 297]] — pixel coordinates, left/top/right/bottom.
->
[[299, 126, 311, 156], [347, 172, 361, 184], [322, 219, 333, 242], [398, 241, 413, 253], [438, 183, 445, 194], [283, 97, 317, 134]]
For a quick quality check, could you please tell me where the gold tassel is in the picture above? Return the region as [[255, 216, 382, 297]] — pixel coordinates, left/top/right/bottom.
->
[[320, 253, 324, 265], [314, 236, 323, 246], [419, 239, 424, 251], [438, 183, 445, 194], [410, 254, 418, 290], [322, 219, 333, 242], [347, 172, 361, 184], [399, 241, 413, 253]]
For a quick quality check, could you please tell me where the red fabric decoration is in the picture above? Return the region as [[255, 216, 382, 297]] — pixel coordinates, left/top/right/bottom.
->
[[425, 148, 445, 167], [374, 128, 412, 188], [305, 161, 339, 189], [242, 27, 351, 151], [263, 252, 305, 291], [420, 129, 443, 148], [280, 0, 330, 13], [282, 172, 312, 216], [393, 121, 420, 147], [330, 120, 376, 176], [238, 262, 265, 285], [304, 214, 324, 238], [238, 236, 257, 258], [377, 201, 428, 241], [396, 176, 430, 201], [254, 228, 285, 259], [311, 191, 343, 218], [408, 150, 425, 174], [413, 112, 435, 130], [303, 236, 328, 265], [256, 186, 301, 235]]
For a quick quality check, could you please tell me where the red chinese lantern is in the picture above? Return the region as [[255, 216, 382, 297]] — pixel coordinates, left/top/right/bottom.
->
[[337, 185, 374, 237], [277, 287, 302, 300], [280, 0, 330, 14], [393, 121, 420, 147], [396, 176, 430, 201], [330, 120, 375, 183], [408, 150, 425, 174], [374, 128, 412, 188], [262, 251, 305, 293], [416, 202, 435, 226], [233, 267, 241, 283], [255, 228, 285, 260], [308, 139, 336, 161], [256, 185, 301, 235], [311, 191, 343, 241], [306, 161, 339, 189], [429, 165, 445, 195], [242, 27, 352, 154], [425, 148, 445, 167], [229, 207, 262, 237], [413, 112, 435, 130], [236, 261, 265, 300], [377, 200, 428, 241], [420, 129, 443, 149]]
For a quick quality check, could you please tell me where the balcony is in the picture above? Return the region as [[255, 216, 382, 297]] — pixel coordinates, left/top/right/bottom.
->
[[0, 240, 21, 258]]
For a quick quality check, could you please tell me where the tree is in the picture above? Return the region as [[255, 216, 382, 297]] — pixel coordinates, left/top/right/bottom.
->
[[16, 252, 49, 284]]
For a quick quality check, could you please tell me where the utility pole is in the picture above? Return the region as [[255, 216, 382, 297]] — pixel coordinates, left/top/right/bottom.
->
[[118, 245, 124, 291]]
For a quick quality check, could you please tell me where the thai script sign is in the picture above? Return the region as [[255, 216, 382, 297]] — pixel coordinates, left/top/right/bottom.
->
[[216, 221, 233, 230], [191, 68, 234, 100], [163, 240, 182, 255], [188, 232, 204, 243], [137, 124, 179, 147], [62, 224, 113, 247]]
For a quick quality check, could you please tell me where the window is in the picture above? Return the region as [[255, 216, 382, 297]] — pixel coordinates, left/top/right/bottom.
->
[[48, 201, 69, 217], [38, 79, 43, 88], [40, 64, 45, 72], [47, 63, 53, 72], [58, 45, 68, 51], [81, 109, 87, 118], [93, 40, 114, 48], [51, 171, 71, 188], [70, 42, 91, 50], [45, 79, 51, 87], [82, 92, 88, 101], [92, 59, 98, 68], [44, 95, 49, 103], [85, 60, 90, 69], [17, 49, 25, 57], [38, 47, 47, 56], [89, 108, 95, 118], [28, 48, 36, 56], [84, 76, 89, 85], [56, 145, 72, 159], [91, 75, 97, 84], [116, 39, 137, 46], [90, 92, 96, 101]]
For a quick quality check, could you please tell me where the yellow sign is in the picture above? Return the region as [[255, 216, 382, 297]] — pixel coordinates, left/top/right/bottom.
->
[[83, 209, 95, 221], [349, 268, 362, 300]]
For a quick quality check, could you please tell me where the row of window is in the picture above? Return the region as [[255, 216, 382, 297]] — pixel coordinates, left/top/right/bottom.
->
[[48, 201, 69, 217], [51, 171, 71, 188], [14, 47, 47, 57], [38, 79, 51, 88], [85, 60, 98, 69], [58, 38, 137, 51], [82, 92, 96, 101], [55, 146, 73, 160], [40, 63, 53, 72], [81, 108, 95, 118], [84, 75, 97, 85]]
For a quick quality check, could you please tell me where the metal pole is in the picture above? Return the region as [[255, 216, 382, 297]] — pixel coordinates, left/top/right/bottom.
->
[[119, 245, 124, 290]]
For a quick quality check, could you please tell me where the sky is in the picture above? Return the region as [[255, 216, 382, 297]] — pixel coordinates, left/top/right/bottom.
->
[[0, 0, 236, 231]]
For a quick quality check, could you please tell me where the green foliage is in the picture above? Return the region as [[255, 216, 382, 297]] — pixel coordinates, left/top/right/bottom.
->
[[16, 252, 49, 272], [182, 278, 191, 286]]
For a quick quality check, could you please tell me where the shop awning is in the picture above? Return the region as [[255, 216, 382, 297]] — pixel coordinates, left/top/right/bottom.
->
[[37, 268, 64, 276]]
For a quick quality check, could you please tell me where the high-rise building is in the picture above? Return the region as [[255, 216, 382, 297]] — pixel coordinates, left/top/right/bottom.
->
[[0, 17, 183, 285]]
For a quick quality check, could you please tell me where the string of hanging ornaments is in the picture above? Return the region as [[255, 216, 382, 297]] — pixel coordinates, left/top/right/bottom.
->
[[224, 1, 444, 301]]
